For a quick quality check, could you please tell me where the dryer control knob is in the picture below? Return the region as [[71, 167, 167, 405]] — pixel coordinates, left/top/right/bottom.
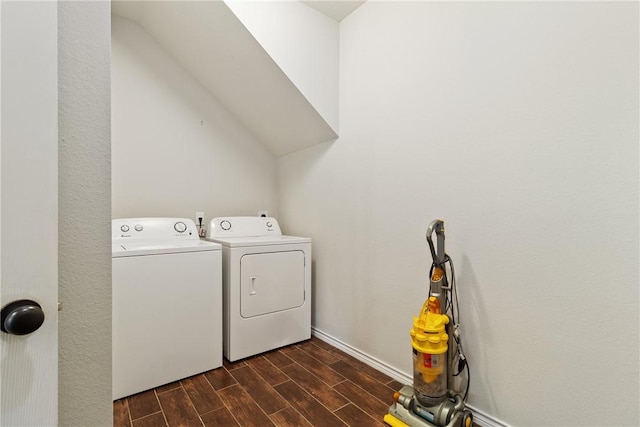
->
[[134, 224, 143, 232], [174, 221, 187, 233], [266, 221, 273, 228], [220, 220, 231, 231], [120, 225, 130, 233]]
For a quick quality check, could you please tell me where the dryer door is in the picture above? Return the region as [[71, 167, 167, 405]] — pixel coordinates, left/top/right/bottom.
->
[[240, 251, 305, 318]]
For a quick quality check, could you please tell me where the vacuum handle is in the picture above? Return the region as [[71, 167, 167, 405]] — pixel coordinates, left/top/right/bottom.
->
[[426, 219, 445, 266]]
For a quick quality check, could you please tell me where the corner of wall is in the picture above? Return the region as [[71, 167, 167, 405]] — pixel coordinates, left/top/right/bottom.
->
[[58, 1, 112, 425]]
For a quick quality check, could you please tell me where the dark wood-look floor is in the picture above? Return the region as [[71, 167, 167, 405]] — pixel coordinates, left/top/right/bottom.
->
[[114, 336, 405, 427]]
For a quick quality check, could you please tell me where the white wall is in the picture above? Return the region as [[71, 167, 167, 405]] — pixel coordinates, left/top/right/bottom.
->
[[225, 0, 339, 133], [278, 2, 639, 426], [112, 16, 278, 222], [58, 1, 112, 425]]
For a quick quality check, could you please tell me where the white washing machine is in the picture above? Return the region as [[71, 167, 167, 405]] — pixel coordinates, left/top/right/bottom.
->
[[206, 217, 311, 361], [112, 218, 222, 400]]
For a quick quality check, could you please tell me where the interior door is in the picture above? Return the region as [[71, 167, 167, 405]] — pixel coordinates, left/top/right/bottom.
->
[[0, 1, 58, 426]]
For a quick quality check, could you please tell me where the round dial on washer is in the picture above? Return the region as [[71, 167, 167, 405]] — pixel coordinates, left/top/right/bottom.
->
[[174, 221, 187, 233], [266, 221, 273, 228], [220, 220, 231, 231], [134, 224, 143, 232], [120, 225, 130, 233]]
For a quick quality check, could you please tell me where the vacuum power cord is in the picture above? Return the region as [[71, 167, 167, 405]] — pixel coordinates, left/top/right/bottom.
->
[[429, 253, 471, 402]]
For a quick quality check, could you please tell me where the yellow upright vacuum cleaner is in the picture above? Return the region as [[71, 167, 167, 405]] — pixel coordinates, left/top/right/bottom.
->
[[384, 220, 472, 427]]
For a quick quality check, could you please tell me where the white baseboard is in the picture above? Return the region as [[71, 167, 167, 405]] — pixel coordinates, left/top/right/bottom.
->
[[311, 327, 508, 427], [464, 404, 509, 427], [311, 326, 412, 385]]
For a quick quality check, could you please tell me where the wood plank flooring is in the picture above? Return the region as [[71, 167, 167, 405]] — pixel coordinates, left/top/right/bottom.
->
[[114, 337, 405, 427]]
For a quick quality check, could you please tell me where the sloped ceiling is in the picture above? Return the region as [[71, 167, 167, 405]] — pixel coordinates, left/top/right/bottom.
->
[[300, 0, 366, 22], [112, 1, 339, 156]]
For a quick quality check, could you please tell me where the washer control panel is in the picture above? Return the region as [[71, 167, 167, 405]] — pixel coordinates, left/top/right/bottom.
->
[[113, 218, 198, 241], [207, 217, 282, 238]]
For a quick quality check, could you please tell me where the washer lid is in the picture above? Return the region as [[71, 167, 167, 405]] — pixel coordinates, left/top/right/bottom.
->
[[112, 240, 221, 257]]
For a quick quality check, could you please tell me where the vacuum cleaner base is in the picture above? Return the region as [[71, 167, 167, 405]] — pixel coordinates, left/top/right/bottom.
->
[[384, 385, 472, 427]]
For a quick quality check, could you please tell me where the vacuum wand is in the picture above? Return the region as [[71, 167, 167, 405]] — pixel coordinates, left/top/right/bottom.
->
[[427, 219, 449, 307], [426, 219, 446, 268]]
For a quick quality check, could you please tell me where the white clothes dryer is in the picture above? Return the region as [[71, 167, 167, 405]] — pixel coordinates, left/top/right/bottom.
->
[[206, 217, 311, 361], [112, 218, 222, 400]]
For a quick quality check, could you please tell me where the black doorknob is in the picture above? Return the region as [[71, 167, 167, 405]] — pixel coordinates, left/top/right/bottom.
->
[[1, 299, 45, 335]]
